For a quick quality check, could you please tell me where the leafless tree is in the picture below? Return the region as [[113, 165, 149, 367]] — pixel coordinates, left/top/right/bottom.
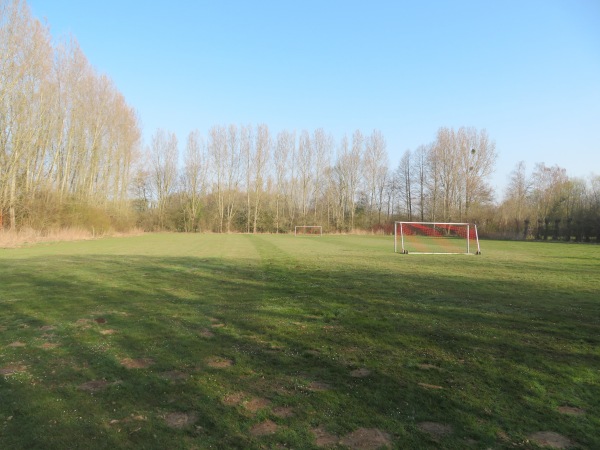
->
[[296, 130, 313, 223], [251, 124, 271, 233], [181, 130, 207, 231], [363, 129, 388, 225], [274, 130, 294, 232]]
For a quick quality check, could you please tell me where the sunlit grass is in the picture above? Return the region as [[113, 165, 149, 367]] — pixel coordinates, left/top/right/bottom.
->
[[1, 234, 598, 449]]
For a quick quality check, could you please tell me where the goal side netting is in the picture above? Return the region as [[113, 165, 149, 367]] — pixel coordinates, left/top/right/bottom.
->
[[294, 226, 323, 236], [394, 222, 481, 254]]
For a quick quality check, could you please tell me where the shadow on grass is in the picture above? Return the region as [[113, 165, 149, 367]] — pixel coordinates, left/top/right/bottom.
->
[[0, 251, 598, 449]]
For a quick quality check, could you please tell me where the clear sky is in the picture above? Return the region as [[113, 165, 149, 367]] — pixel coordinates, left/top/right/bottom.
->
[[27, 0, 600, 198]]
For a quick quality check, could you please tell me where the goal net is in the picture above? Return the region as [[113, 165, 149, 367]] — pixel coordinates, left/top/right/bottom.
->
[[394, 222, 481, 254], [294, 226, 323, 236]]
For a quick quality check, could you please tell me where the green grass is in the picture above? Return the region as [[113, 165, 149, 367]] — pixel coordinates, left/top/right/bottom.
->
[[0, 234, 598, 449]]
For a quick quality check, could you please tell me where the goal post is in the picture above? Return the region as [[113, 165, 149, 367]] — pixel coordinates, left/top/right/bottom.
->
[[294, 225, 323, 236], [394, 222, 481, 255]]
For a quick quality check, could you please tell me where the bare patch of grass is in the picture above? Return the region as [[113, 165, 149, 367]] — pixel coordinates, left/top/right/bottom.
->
[[205, 356, 233, 368], [528, 431, 574, 449], [250, 419, 278, 436], [77, 380, 110, 393], [119, 358, 154, 369], [311, 426, 339, 447], [39, 342, 59, 349], [307, 381, 331, 391], [243, 397, 270, 413], [198, 328, 214, 338], [99, 329, 117, 335], [340, 428, 392, 450], [0, 364, 27, 375], [164, 412, 197, 429], [418, 422, 453, 440], [350, 368, 371, 378], [159, 370, 188, 382], [222, 392, 246, 406], [272, 406, 294, 418], [557, 406, 585, 416]]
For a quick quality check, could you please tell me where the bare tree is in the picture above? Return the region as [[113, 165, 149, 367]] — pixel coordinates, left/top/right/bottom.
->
[[457, 127, 497, 219], [274, 130, 294, 232], [395, 149, 413, 219], [181, 130, 207, 231], [208, 125, 227, 232], [150, 129, 178, 229], [312, 128, 333, 222], [224, 124, 242, 232], [296, 130, 313, 223], [251, 124, 271, 233], [413, 144, 429, 221], [364, 129, 388, 225], [531, 163, 569, 221]]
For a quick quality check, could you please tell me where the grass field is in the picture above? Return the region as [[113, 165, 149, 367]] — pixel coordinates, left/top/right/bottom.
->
[[0, 234, 598, 449]]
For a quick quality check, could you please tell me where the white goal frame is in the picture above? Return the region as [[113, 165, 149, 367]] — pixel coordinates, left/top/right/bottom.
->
[[394, 221, 481, 255], [294, 225, 323, 236]]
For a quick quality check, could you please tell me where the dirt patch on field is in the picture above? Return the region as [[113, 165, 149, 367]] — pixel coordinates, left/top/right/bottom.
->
[[340, 428, 392, 450], [205, 356, 233, 368], [0, 364, 27, 375], [210, 323, 225, 328], [94, 317, 107, 324], [418, 363, 442, 371], [39, 325, 55, 331], [120, 358, 154, 369], [164, 411, 197, 429], [243, 397, 270, 413], [528, 431, 574, 449], [307, 381, 331, 391], [418, 422, 453, 440], [40, 342, 59, 349], [557, 406, 585, 416], [75, 319, 92, 329], [350, 368, 371, 378], [312, 427, 339, 447], [199, 328, 214, 338], [418, 382, 443, 390], [250, 419, 278, 436], [100, 329, 117, 335], [222, 392, 246, 406], [272, 406, 294, 418], [7, 341, 26, 348], [160, 370, 188, 382], [78, 380, 110, 393]]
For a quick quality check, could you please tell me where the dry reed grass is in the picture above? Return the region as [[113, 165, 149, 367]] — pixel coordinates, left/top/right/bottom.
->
[[0, 227, 143, 248]]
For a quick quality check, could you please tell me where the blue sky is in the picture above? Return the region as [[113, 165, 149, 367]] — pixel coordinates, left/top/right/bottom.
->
[[27, 0, 600, 198]]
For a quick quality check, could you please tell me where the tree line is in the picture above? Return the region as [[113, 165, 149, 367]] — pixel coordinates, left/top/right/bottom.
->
[[1, 0, 139, 232], [133, 125, 499, 234], [497, 162, 600, 241], [2, 0, 598, 241]]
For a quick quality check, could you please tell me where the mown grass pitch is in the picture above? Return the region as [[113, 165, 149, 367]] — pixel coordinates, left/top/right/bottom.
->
[[0, 234, 598, 449]]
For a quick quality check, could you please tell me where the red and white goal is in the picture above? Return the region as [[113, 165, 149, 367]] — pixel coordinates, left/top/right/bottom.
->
[[394, 222, 481, 254]]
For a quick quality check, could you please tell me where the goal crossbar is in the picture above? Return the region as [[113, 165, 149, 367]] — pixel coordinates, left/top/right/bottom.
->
[[394, 221, 481, 255]]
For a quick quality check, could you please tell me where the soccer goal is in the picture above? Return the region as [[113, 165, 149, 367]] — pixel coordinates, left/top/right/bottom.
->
[[294, 225, 323, 236], [394, 222, 481, 255]]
